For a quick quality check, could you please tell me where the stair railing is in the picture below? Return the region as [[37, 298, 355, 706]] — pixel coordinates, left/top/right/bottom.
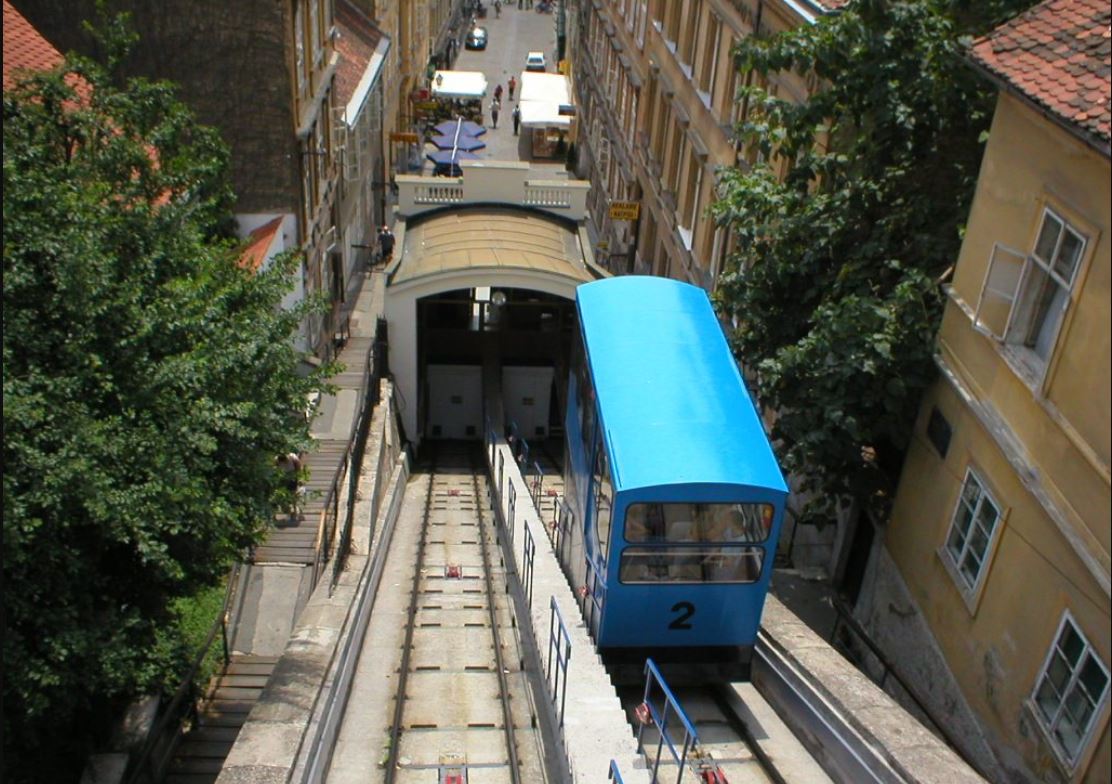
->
[[124, 561, 242, 784]]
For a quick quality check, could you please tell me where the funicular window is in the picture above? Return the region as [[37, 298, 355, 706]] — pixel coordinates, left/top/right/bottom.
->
[[619, 502, 773, 584], [593, 443, 613, 557], [625, 502, 773, 543], [620, 547, 764, 584]]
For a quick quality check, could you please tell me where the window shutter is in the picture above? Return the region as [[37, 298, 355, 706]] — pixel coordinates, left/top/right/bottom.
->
[[975, 243, 1027, 340]]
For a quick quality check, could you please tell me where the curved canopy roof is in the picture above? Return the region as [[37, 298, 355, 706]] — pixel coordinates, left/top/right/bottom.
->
[[388, 207, 595, 288]]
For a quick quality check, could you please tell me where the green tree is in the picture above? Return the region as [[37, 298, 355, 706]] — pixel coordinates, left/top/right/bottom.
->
[[712, 0, 1031, 525], [2, 16, 327, 780]]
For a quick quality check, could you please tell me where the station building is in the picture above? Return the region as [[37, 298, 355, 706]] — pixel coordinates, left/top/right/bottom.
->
[[383, 162, 604, 446]]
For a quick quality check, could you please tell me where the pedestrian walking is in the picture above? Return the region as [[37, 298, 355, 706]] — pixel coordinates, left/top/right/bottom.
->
[[508, 75, 516, 101], [494, 83, 503, 102], [277, 452, 302, 513], [512, 105, 521, 135], [491, 98, 500, 128], [494, 0, 501, 16], [377, 224, 395, 263]]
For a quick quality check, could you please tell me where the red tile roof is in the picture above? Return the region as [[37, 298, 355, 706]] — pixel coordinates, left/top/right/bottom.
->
[[969, 0, 1111, 156], [240, 217, 284, 272], [3, 0, 63, 90], [334, 0, 383, 110]]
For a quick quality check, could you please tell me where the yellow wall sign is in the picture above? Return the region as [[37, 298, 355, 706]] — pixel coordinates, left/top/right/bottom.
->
[[390, 131, 419, 143], [609, 201, 641, 221]]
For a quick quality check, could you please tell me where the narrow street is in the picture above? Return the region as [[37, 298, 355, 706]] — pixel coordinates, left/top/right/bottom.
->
[[431, 3, 565, 169]]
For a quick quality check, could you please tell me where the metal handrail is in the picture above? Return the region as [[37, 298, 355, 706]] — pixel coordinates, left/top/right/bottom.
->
[[330, 322, 387, 594], [529, 460, 544, 509], [609, 759, 626, 783], [522, 518, 536, 609], [546, 596, 573, 730], [125, 562, 242, 784], [637, 658, 700, 784]]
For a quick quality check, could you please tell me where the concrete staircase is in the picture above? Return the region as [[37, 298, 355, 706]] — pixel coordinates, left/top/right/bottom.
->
[[163, 655, 278, 784]]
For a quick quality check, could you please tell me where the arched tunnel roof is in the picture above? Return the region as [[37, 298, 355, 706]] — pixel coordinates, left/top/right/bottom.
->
[[388, 206, 598, 288]]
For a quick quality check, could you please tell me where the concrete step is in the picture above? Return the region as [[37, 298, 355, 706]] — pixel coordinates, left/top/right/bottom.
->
[[210, 686, 266, 702], [252, 547, 316, 564], [167, 654, 277, 781], [266, 525, 318, 537], [224, 663, 276, 677], [182, 726, 241, 743], [194, 711, 250, 729], [165, 774, 218, 784], [229, 655, 279, 666], [175, 739, 235, 759], [203, 698, 258, 714], [166, 756, 224, 775], [213, 674, 270, 689]]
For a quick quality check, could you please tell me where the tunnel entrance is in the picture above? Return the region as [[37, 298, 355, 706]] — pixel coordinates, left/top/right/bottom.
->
[[418, 287, 575, 443]]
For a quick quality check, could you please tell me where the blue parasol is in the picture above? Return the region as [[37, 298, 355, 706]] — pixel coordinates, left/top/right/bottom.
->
[[425, 149, 481, 164], [428, 134, 487, 151], [433, 118, 486, 137]]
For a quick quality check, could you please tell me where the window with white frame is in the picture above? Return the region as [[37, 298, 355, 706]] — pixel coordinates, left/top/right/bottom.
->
[[974, 207, 1087, 381], [310, 0, 322, 66], [294, 3, 306, 95], [1032, 613, 1110, 767], [698, 15, 721, 98], [944, 469, 1001, 592], [680, 146, 702, 235], [680, 0, 700, 70]]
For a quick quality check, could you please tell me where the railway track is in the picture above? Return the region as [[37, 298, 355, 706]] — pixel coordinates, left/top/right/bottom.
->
[[616, 677, 831, 784], [376, 442, 548, 784]]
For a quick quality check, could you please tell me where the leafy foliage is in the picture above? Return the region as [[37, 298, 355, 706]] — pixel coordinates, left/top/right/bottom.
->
[[2, 17, 327, 780], [712, 0, 1033, 524]]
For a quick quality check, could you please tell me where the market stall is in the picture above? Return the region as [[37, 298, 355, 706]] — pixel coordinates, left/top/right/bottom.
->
[[427, 70, 489, 125], [517, 72, 574, 159]]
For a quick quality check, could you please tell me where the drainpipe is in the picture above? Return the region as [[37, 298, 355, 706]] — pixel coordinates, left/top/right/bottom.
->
[[737, 0, 764, 132]]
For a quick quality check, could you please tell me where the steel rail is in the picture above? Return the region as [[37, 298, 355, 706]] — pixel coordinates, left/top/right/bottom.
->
[[382, 446, 436, 784], [471, 448, 523, 784], [709, 686, 789, 784]]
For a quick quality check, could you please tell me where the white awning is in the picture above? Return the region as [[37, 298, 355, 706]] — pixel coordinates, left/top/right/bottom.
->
[[344, 37, 391, 129], [519, 72, 570, 104], [431, 70, 488, 99], [519, 101, 572, 129], [518, 72, 573, 129]]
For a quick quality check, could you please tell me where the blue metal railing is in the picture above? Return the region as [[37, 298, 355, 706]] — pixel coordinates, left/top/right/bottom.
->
[[522, 516, 535, 609], [529, 460, 544, 510], [547, 596, 572, 730], [637, 658, 700, 784], [609, 759, 626, 783], [581, 557, 605, 642], [496, 450, 505, 510]]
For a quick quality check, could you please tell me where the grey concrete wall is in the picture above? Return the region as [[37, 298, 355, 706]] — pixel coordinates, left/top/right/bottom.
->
[[761, 594, 989, 784], [217, 382, 408, 784], [852, 543, 1036, 783]]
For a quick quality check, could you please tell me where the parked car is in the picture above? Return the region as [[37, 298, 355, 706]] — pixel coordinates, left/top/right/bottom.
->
[[465, 27, 487, 50], [525, 51, 546, 72]]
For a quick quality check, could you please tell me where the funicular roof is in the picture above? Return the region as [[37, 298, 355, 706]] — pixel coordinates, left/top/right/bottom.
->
[[577, 276, 787, 495]]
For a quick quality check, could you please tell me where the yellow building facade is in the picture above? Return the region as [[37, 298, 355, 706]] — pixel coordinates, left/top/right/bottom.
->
[[570, 0, 830, 288], [872, 3, 1111, 781]]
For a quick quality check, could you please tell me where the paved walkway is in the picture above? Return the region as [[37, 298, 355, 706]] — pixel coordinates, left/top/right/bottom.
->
[[230, 267, 387, 657], [422, 3, 567, 175]]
